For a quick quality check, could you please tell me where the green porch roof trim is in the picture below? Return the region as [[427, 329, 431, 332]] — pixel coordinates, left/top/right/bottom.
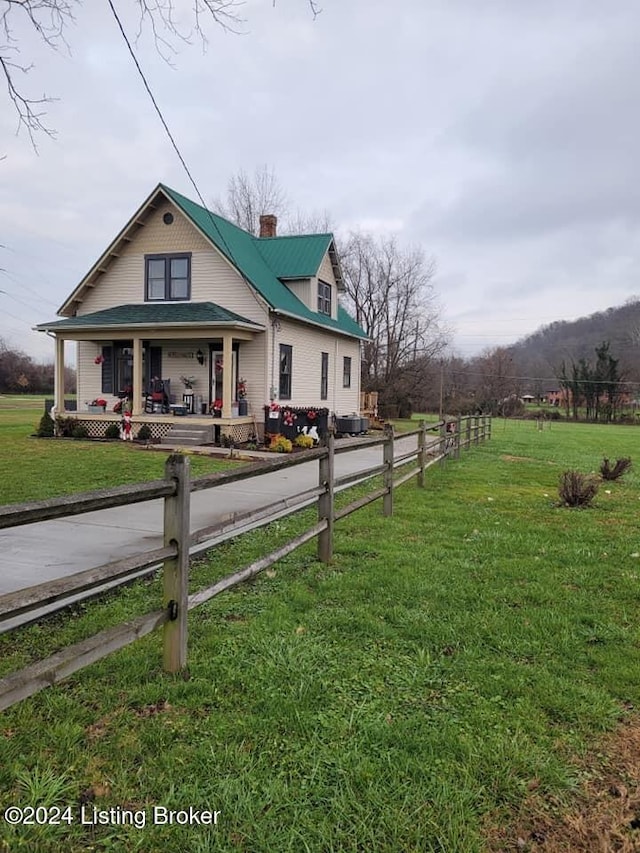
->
[[254, 234, 333, 279], [160, 185, 367, 340], [37, 302, 261, 330]]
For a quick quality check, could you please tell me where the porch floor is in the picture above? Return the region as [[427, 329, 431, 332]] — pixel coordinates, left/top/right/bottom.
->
[[68, 412, 255, 427], [66, 412, 258, 443]]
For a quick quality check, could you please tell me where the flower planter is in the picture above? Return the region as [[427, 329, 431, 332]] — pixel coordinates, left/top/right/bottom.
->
[[238, 398, 248, 416], [87, 406, 106, 414]]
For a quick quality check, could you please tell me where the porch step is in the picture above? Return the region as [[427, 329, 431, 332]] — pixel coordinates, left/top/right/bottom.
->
[[160, 424, 213, 446]]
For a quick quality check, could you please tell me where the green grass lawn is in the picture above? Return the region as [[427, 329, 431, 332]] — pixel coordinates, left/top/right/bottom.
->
[[0, 395, 233, 504], [1, 418, 640, 851]]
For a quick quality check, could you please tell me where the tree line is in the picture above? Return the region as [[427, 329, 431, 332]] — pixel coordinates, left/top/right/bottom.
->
[[0, 340, 75, 395]]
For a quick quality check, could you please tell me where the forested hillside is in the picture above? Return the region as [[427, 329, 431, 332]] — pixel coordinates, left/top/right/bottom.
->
[[508, 299, 640, 388]]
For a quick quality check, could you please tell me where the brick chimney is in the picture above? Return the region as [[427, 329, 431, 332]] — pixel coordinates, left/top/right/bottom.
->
[[259, 214, 277, 238]]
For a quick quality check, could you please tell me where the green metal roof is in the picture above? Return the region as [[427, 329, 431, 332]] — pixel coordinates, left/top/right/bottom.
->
[[255, 234, 333, 279], [160, 185, 367, 340], [36, 302, 261, 331]]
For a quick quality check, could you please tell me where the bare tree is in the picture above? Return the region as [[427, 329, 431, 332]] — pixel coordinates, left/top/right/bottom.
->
[[212, 164, 336, 236], [1, 1, 320, 148], [468, 346, 517, 414], [286, 207, 335, 235], [211, 165, 289, 235], [340, 232, 446, 399]]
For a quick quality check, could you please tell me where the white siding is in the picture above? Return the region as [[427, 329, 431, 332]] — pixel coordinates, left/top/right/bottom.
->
[[78, 202, 268, 326], [76, 341, 116, 411], [268, 317, 360, 413], [283, 278, 312, 311]]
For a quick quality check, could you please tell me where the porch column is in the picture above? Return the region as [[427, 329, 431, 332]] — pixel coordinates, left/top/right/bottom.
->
[[54, 336, 65, 412], [222, 333, 233, 418], [132, 336, 143, 416]]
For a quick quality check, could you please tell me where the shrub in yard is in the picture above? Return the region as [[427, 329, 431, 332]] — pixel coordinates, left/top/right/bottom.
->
[[558, 470, 599, 507], [104, 423, 121, 439], [600, 457, 632, 481], [294, 434, 314, 449], [137, 424, 152, 442], [269, 434, 293, 453], [36, 412, 54, 437], [72, 424, 89, 439], [55, 415, 79, 437]]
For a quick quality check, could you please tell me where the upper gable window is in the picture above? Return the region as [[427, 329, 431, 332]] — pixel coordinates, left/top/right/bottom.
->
[[317, 280, 331, 316], [145, 254, 191, 301]]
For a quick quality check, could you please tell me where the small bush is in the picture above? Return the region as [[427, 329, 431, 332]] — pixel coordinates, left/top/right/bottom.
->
[[55, 416, 79, 437], [72, 425, 89, 439], [36, 413, 54, 437], [526, 408, 562, 421], [559, 470, 599, 507], [294, 434, 314, 449], [137, 424, 152, 442], [600, 457, 632, 481], [269, 434, 293, 453], [104, 423, 121, 439]]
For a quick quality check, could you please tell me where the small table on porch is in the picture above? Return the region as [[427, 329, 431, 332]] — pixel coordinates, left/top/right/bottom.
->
[[182, 392, 195, 414]]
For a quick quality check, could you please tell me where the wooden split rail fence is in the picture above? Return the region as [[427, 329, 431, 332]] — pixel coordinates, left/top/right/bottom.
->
[[0, 415, 491, 711]]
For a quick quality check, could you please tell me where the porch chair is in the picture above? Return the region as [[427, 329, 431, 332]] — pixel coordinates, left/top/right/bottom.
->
[[144, 378, 171, 413]]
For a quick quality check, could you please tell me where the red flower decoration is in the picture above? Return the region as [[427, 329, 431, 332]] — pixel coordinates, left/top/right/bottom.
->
[[306, 410, 317, 421], [94, 355, 104, 365], [282, 410, 297, 426]]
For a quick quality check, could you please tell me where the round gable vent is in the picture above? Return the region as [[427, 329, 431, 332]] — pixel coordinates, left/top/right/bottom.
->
[[163, 212, 174, 225]]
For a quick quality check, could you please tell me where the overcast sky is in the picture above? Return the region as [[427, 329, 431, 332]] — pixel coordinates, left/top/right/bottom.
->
[[2, 0, 639, 364]]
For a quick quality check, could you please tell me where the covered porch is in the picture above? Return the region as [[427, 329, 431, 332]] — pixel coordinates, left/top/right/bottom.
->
[[36, 302, 266, 423]]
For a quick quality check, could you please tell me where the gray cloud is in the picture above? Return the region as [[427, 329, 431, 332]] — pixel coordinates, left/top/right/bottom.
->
[[2, 0, 640, 361]]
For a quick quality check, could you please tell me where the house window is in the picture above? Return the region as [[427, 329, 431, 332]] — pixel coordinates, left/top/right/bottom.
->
[[343, 356, 352, 388], [317, 280, 331, 315], [145, 254, 191, 301], [279, 344, 292, 400], [321, 352, 329, 400], [101, 343, 153, 395]]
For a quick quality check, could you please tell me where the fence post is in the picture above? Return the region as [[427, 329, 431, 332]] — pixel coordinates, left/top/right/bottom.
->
[[465, 416, 471, 450], [383, 423, 394, 516], [417, 419, 426, 488], [317, 428, 335, 562], [439, 418, 447, 464], [454, 413, 462, 459], [474, 416, 480, 445], [487, 416, 492, 440], [162, 454, 191, 674]]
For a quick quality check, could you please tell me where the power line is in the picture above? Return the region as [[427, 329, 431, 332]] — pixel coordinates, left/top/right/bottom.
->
[[105, 0, 240, 268]]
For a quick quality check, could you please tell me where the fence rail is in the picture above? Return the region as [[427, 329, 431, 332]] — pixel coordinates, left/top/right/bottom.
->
[[0, 415, 491, 711]]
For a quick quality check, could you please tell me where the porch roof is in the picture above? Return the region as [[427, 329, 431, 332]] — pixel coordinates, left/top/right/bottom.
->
[[35, 302, 265, 333]]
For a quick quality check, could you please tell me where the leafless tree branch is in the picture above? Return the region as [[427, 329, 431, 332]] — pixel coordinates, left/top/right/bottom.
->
[[2, 0, 319, 150], [1, 0, 75, 147], [211, 164, 289, 235]]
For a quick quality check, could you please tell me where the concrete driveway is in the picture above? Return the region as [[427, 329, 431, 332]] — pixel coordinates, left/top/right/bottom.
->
[[0, 434, 433, 629]]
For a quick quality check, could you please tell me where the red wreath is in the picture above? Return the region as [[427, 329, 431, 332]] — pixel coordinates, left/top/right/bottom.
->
[[282, 410, 297, 427], [94, 354, 104, 365], [306, 409, 317, 421]]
